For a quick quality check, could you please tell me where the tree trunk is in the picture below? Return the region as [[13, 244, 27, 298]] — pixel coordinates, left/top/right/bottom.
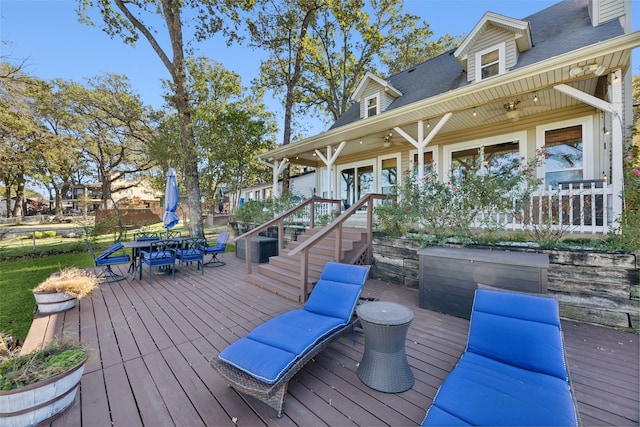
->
[[165, 0, 203, 238], [12, 178, 25, 219], [4, 186, 11, 218]]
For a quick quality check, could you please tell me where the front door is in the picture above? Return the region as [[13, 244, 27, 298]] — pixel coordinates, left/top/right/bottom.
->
[[340, 164, 374, 210]]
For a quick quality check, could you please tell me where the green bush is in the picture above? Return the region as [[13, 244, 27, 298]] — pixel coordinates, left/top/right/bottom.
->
[[43, 231, 56, 238], [375, 147, 542, 245]]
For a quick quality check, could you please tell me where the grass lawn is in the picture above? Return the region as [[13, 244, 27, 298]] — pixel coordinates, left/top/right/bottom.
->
[[0, 223, 232, 341], [0, 252, 95, 340]]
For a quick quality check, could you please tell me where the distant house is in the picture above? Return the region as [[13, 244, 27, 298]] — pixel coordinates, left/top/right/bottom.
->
[[256, 0, 639, 234], [66, 177, 161, 214], [239, 169, 317, 204]]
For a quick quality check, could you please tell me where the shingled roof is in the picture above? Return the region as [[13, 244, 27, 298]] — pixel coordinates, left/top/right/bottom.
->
[[330, 0, 624, 130]]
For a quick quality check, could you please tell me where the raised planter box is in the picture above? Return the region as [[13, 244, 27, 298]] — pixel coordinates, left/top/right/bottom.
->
[[235, 236, 278, 263], [372, 235, 639, 330], [418, 246, 549, 319]]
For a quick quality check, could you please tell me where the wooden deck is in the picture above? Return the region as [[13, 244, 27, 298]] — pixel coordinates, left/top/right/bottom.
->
[[28, 254, 638, 426]]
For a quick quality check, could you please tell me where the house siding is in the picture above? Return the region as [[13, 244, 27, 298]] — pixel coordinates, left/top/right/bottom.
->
[[359, 82, 386, 118], [467, 26, 517, 82]]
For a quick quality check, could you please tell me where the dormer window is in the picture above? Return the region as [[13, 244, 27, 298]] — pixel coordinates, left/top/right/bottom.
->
[[365, 94, 379, 117], [475, 43, 506, 81]]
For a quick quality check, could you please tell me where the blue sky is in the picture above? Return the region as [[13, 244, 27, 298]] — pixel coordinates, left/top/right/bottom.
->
[[1, 0, 639, 138]]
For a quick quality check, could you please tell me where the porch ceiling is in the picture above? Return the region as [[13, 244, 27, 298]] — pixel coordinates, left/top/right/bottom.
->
[[263, 32, 639, 166]]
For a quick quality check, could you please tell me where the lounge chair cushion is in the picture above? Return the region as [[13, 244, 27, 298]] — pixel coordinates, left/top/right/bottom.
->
[[467, 291, 567, 380], [247, 310, 345, 355], [423, 289, 578, 427], [303, 262, 369, 322], [304, 280, 362, 322], [427, 352, 577, 426], [96, 242, 124, 261], [218, 337, 298, 384], [217, 262, 370, 386]]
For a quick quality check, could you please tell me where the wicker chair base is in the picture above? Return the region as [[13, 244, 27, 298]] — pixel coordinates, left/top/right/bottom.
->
[[211, 320, 358, 418]]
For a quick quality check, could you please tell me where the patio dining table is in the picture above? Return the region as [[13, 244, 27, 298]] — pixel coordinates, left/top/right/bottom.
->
[[122, 237, 187, 278]]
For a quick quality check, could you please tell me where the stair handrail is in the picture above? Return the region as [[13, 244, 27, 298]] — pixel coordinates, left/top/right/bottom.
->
[[234, 197, 341, 274], [287, 193, 389, 300]]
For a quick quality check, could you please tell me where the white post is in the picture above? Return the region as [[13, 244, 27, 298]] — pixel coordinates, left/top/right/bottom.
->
[[315, 141, 346, 200], [610, 69, 624, 230]]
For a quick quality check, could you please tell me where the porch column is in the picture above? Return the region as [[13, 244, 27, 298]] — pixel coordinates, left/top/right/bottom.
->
[[554, 74, 624, 230], [258, 158, 289, 198], [315, 141, 346, 200], [394, 112, 452, 183], [610, 69, 623, 229]]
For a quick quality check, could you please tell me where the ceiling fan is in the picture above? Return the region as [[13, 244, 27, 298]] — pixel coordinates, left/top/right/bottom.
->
[[487, 96, 549, 122]]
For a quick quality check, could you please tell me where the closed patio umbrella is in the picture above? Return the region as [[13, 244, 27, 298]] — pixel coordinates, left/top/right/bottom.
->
[[163, 168, 179, 237]]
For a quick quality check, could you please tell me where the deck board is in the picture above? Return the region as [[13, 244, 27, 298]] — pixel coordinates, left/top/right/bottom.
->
[[30, 255, 638, 426]]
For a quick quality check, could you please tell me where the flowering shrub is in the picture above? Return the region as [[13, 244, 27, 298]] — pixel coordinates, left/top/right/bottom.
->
[[374, 148, 542, 244], [607, 141, 640, 250]]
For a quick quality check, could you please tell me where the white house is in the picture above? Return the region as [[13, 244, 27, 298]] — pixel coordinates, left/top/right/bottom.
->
[[257, 0, 639, 234]]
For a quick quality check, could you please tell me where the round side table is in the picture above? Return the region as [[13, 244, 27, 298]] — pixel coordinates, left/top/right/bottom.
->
[[356, 301, 414, 393]]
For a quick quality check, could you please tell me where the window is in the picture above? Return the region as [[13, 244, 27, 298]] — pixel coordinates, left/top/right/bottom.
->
[[451, 142, 519, 180], [365, 94, 379, 117], [474, 43, 505, 81], [380, 158, 397, 195], [340, 163, 373, 210], [544, 125, 583, 188], [412, 151, 434, 178]]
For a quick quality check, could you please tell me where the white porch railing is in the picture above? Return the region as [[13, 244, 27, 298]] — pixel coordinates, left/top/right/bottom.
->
[[475, 181, 614, 234]]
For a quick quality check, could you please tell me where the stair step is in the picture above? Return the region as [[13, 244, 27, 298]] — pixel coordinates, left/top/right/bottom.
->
[[246, 272, 303, 302], [244, 225, 369, 301], [258, 262, 322, 287], [268, 255, 327, 276]]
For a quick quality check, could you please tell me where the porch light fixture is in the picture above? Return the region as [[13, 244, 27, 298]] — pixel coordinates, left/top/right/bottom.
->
[[426, 120, 431, 128], [533, 92, 538, 103], [359, 139, 363, 144], [472, 108, 477, 117]]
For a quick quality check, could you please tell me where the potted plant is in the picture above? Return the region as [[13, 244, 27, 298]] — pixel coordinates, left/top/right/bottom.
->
[[32, 268, 99, 314], [0, 337, 89, 426]]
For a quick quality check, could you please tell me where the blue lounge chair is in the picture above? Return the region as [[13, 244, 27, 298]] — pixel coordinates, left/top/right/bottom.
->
[[211, 262, 370, 417], [422, 289, 579, 426], [203, 232, 230, 266], [176, 237, 206, 276], [85, 239, 131, 283], [139, 240, 179, 284]]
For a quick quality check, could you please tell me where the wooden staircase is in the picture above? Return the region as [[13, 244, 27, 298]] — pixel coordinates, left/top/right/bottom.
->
[[246, 227, 369, 301]]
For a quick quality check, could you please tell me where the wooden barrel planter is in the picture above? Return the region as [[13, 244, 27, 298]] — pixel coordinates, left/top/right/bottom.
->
[[33, 292, 76, 314], [0, 351, 87, 427]]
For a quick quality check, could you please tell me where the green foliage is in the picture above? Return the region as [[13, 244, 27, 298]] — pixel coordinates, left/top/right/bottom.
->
[[375, 148, 542, 245], [0, 339, 86, 390], [0, 251, 94, 339], [602, 140, 640, 251], [232, 191, 305, 224], [43, 231, 57, 238]]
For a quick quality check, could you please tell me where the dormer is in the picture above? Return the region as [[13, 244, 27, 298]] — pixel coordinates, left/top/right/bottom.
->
[[454, 12, 532, 83], [350, 72, 402, 119]]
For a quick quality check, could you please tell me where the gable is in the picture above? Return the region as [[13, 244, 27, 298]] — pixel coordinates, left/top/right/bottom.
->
[[350, 71, 402, 119], [454, 12, 532, 82]]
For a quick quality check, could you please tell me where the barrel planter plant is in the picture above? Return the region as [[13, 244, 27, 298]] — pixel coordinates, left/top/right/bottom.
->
[[0, 339, 89, 426], [32, 268, 99, 314]]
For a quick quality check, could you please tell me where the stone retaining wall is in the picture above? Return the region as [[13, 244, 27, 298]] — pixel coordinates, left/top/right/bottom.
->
[[371, 235, 639, 331]]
